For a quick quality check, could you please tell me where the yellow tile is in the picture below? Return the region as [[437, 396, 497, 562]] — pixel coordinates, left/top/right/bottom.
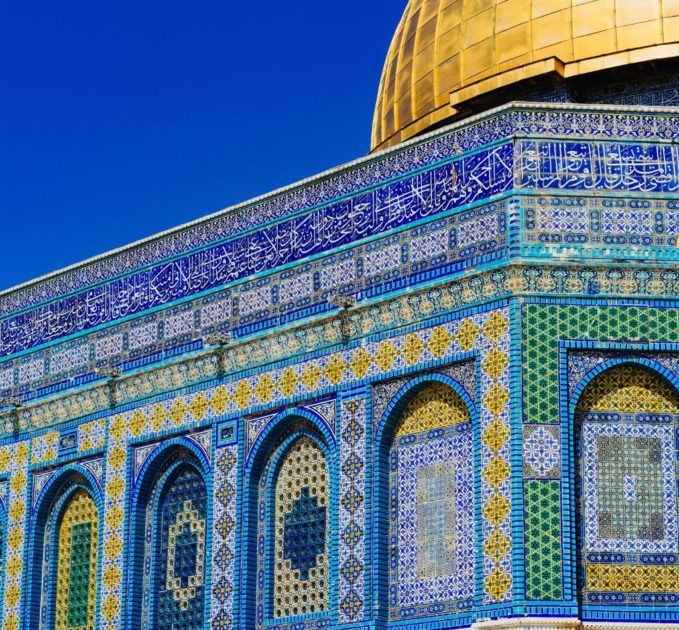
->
[[665, 15, 679, 38], [461, 37, 495, 80], [436, 53, 462, 97], [572, 0, 615, 36], [464, 7, 495, 47], [414, 43, 435, 76], [414, 74, 436, 115], [573, 28, 618, 57], [421, 0, 441, 23], [663, 0, 679, 17], [417, 16, 438, 52], [397, 71, 414, 103], [440, 0, 464, 32], [616, 19, 663, 48], [497, 51, 533, 72], [496, 0, 531, 31], [616, 0, 660, 25], [533, 0, 571, 18], [496, 22, 532, 62], [533, 9, 572, 49], [397, 94, 413, 127], [462, 0, 495, 20], [534, 39, 575, 61], [439, 24, 463, 61]]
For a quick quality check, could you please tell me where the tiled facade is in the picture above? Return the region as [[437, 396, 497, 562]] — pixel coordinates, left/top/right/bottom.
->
[[0, 98, 676, 630]]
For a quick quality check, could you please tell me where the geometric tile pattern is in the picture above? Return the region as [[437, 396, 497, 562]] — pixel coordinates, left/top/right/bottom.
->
[[0, 192, 509, 410], [478, 311, 512, 604], [394, 382, 470, 436], [0, 105, 673, 325], [524, 303, 679, 602], [0, 144, 513, 362], [389, 383, 475, 620], [576, 364, 679, 414], [155, 466, 207, 629], [272, 437, 328, 620], [21, 309, 514, 629], [54, 489, 99, 630], [524, 305, 679, 425], [210, 447, 237, 630], [523, 426, 560, 479], [0, 442, 29, 630], [99, 416, 128, 630], [338, 396, 366, 624], [576, 365, 679, 607], [11, 263, 679, 434], [31, 431, 58, 465], [77, 419, 106, 452], [524, 480, 563, 601]]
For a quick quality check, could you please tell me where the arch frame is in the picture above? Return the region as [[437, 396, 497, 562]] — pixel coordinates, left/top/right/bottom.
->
[[125, 434, 213, 630], [372, 370, 481, 625], [560, 343, 679, 622], [25, 463, 104, 630], [239, 404, 338, 629]]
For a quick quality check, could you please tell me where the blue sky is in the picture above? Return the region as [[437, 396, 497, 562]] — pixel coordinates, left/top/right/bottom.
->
[[0, 0, 403, 291]]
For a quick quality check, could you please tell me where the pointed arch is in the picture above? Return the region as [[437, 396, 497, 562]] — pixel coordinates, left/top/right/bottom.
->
[[572, 360, 679, 617], [27, 465, 103, 630], [127, 437, 211, 629], [373, 373, 478, 623], [241, 406, 336, 629]]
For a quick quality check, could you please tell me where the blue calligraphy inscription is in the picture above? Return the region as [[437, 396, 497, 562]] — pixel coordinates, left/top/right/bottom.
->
[[516, 141, 679, 193], [0, 107, 676, 321], [0, 143, 513, 358]]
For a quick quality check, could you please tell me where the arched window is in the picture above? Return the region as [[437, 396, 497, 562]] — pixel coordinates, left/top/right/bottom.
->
[[255, 433, 330, 626], [31, 475, 101, 630], [575, 364, 679, 611], [136, 452, 208, 629], [386, 381, 475, 621], [54, 489, 99, 629]]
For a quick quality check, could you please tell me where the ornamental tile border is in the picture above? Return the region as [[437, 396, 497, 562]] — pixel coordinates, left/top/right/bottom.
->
[[1, 102, 675, 318]]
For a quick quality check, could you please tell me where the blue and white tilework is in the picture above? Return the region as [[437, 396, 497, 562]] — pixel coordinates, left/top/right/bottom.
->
[[338, 396, 367, 623], [210, 446, 238, 629], [389, 425, 475, 619]]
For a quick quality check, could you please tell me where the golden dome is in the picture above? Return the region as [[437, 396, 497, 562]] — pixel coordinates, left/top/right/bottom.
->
[[372, 0, 679, 151]]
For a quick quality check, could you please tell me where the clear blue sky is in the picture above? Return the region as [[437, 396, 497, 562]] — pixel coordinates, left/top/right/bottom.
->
[[0, 0, 404, 291]]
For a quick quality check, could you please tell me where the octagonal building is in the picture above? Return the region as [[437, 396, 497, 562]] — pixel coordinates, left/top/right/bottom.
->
[[0, 1, 678, 629]]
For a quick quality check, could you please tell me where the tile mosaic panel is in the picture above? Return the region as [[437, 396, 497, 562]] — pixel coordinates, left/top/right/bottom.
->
[[7, 258, 679, 435], [256, 436, 330, 627], [0, 442, 29, 630], [2, 306, 511, 628], [2, 104, 674, 319], [574, 365, 679, 607], [153, 466, 207, 629], [0, 198, 509, 404], [338, 396, 367, 624], [524, 480, 563, 601], [389, 385, 475, 620], [210, 446, 237, 629], [54, 489, 99, 630], [0, 144, 513, 359], [523, 196, 679, 261], [523, 303, 679, 604], [516, 140, 679, 193]]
